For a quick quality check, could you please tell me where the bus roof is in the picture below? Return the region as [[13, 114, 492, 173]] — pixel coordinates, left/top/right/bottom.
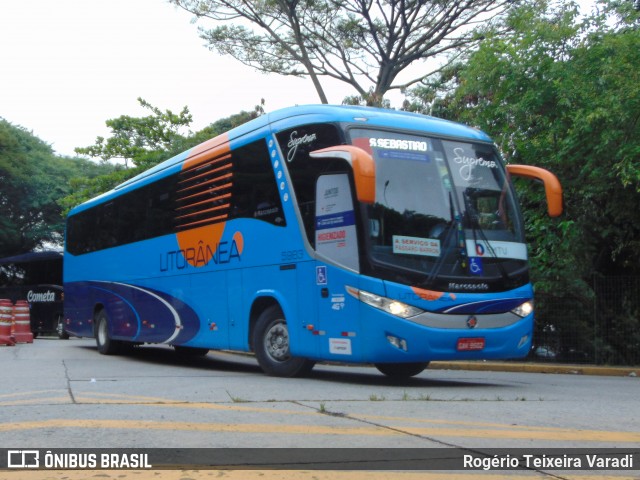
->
[[265, 104, 490, 142], [0, 251, 63, 265], [69, 105, 491, 215]]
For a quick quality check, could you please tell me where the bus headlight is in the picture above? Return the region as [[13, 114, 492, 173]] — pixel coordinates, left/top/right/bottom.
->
[[511, 301, 534, 318], [346, 286, 424, 319]]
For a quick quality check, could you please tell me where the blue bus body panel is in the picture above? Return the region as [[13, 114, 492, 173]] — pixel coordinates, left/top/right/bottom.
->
[[64, 214, 310, 345], [286, 265, 533, 363]]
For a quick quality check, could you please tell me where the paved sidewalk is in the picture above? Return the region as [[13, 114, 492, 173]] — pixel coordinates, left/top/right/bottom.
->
[[430, 360, 639, 377]]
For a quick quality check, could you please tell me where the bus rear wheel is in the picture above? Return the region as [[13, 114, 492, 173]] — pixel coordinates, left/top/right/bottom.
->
[[375, 362, 429, 379], [253, 305, 315, 377], [95, 309, 122, 355]]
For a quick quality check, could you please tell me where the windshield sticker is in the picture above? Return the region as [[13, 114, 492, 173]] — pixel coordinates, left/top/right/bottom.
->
[[287, 130, 317, 163], [393, 235, 441, 257], [469, 257, 484, 276], [369, 138, 428, 151], [466, 240, 527, 261], [315, 174, 359, 271], [379, 150, 430, 162], [452, 147, 497, 182]]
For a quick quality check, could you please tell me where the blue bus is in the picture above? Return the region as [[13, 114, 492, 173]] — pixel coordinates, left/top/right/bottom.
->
[[63, 105, 562, 378]]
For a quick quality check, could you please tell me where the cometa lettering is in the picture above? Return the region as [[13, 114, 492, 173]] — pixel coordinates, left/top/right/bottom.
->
[[160, 239, 241, 272], [27, 290, 56, 302]]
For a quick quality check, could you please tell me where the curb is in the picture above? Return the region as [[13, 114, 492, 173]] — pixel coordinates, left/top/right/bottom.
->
[[429, 361, 639, 377]]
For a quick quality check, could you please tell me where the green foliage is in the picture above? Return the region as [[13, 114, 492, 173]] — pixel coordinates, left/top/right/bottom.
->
[[61, 103, 265, 214], [75, 97, 192, 168], [0, 119, 111, 256], [57, 166, 134, 217]]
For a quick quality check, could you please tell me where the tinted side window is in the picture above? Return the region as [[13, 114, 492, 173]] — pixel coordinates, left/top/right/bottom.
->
[[66, 175, 178, 255], [0, 258, 62, 286], [230, 140, 285, 226], [276, 123, 345, 244]]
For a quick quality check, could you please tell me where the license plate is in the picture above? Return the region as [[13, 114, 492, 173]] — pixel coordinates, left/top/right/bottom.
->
[[457, 337, 485, 351]]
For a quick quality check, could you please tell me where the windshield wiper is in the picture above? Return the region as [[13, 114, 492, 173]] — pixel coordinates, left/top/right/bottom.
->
[[426, 192, 465, 287]]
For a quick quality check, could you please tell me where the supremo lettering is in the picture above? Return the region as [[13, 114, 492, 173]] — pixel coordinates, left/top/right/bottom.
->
[[369, 138, 428, 151], [453, 147, 497, 181], [160, 239, 241, 272], [287, 130, 317, 162]]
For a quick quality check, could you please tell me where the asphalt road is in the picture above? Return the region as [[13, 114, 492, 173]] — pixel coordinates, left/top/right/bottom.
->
[[0, 336, 638, 479]]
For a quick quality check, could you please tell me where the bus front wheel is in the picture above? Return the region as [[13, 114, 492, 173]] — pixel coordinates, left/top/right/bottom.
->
[[375, 362, 429, 379], [253, 305, 315, 377], [95, 309, 122, 355]]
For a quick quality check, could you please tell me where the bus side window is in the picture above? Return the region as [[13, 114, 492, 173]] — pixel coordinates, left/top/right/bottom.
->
[[315, 173, 360, 271], [230, 139, 286, 227], [275, 123, 345, 246]]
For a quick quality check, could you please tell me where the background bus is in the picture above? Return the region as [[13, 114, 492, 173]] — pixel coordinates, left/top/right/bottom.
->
[[0, 251, 68, 339], [63, 105, 561, 378]]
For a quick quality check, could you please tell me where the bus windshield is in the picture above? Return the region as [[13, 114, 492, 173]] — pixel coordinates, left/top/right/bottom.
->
[[350, 129, 526, 291]]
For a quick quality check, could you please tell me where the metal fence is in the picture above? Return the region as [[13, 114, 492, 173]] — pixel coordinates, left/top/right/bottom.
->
[[528, 276, 640, 366]]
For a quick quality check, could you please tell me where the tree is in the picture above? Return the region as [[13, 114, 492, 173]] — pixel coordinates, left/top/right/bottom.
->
[[75, 97, 192, 168], [0, 119, 111, 256], [170, 0, 513, 106], [61, 104, 265, 214]]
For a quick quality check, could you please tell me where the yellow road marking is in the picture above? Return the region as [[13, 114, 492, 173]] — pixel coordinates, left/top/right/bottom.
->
[[0, 390, 67, 399], [74, 393, 307, 415], [4, 392, 638, 443], [400, 426, 640, 443], [0, 397, 70, 406], [0, 418, 638, 443], [0, 419, 391, 436]]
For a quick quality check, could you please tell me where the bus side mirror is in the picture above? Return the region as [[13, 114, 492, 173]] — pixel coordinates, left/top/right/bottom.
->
[[309, 146, 376, 204], [506, 164, 563, 217]]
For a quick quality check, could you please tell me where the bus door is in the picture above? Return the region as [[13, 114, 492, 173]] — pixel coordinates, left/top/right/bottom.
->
[[313, 173, 362, 361]]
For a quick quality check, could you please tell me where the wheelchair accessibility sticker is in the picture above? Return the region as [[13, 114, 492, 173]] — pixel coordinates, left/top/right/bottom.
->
[[469, 257, 484, 276], [316, 266, 327, 285]]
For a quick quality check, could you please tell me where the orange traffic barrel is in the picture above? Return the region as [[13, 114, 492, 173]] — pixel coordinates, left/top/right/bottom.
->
[[12, 300, 33, 343], [0, 299, 15, 346]]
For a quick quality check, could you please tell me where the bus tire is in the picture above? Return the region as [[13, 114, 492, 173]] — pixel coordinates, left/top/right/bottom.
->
[[375, 362, 429, 379], [56, 314, 70, 340], [253, 305, 315, 377], [95, 309, 122, 355]]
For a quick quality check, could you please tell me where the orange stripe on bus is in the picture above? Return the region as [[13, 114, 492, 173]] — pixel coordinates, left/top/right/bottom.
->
[[182, 133, 231, 171]]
